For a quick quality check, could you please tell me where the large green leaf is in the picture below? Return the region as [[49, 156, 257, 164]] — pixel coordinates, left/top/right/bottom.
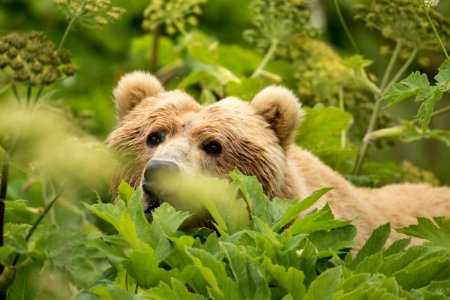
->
[[304, 267, 342, 300], [396, 217, 450, 249], [350, 223, 391, 268]]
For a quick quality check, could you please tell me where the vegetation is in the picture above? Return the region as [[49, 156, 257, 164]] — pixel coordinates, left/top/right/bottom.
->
[[0, 0, 449, 298]]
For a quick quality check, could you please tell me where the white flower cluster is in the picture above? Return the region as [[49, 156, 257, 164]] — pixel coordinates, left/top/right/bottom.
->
[[424, 0, 439, 8]]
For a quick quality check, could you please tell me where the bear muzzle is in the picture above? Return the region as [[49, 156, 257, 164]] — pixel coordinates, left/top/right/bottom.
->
[[142, 160, 180, 219]]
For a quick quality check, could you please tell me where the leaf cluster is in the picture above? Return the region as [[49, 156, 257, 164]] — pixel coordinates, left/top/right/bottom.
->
[[65, 172, 450, 299], [384, 60, 450, 133]]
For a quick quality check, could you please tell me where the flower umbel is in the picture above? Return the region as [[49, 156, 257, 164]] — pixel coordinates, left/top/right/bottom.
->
[[142, 0, 207, 35], [0, 31, 77, 87], [424, 0, 439, 8]]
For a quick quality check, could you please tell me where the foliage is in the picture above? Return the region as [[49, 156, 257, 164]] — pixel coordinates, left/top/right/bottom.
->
[[0, 0, 450, 298], [57, 178, 450, 298]]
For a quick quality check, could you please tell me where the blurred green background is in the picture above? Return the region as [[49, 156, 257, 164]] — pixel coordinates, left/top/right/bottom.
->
[[1, 0, 449, 184]]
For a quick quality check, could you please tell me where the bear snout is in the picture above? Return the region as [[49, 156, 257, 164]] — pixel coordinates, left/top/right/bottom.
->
[[142, 160, 180, 218]]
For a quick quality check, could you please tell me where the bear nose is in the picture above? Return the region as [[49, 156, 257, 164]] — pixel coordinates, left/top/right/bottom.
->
[[143, 160, 179, 187], [142, 160, 180, 214]]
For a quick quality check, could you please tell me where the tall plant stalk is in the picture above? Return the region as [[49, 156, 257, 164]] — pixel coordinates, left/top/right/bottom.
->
[[353, 40, 404, 175], [423, 6, 450, 61], [150, 26, 160, 73], [251, 39, 279, 78], [333, 0, 360, 53]]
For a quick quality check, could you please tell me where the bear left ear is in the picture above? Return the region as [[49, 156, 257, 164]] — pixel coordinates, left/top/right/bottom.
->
[[113, 71, 164, 119], [251, 86, 304, 149]]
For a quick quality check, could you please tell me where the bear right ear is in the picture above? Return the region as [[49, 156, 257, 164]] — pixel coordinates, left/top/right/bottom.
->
[[113, 71, 164, 118]]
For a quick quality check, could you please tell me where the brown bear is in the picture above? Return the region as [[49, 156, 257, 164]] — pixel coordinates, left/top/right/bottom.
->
[[108, 71, 450, 243]]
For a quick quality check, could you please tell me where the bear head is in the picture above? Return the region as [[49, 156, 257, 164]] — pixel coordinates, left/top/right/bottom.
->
[[108, 71, 304, 219]]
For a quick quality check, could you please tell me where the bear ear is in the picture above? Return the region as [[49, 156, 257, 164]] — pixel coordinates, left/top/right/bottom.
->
[[113, 71, 164, 118], [251, 86, 304, 149]]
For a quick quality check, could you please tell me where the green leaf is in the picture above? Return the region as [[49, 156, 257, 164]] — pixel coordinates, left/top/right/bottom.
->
[[123, 250, 180, 289], [304, 267, 342, 300], [384, 71, 430, 107], [393, 255, 450, 289], [221, 242, 271, 299], [351, 223, 391, 268], [354, 252, 383, 273], [384, 238, 411, 257], [185, 247, 241, 299], [142, 278, 207, 300], [396, 217, 450, 249], [435, 60, 450, 89], [229, 170, 272, 224], [288, 205, 352, 235], [107, 285, 133, 300], [295, 107, 354, 172], [226, 77, 268, 101], [307, 225, 357, 255], [416, 86, 444, 133], [263, 257, 306, 299], [85, 201, 150, 252], [117, 181, 134, 203], [273, 188, 332, 232], [296, 107, 352, 149]]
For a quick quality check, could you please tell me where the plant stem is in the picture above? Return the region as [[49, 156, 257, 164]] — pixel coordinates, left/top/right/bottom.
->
[[333, 0, 360, 53], [251, 39, 278, 78], [366, 105, 450, 142], [423, 6, 450, 61], [26, 85, 31, 108], [380, 40, 402, 91], [58, 2, 85, 52], [385, 47, 418, 90], [352, 40, 403, 175], [0, 146, 9, 250], [338, 88, 346, 148], [11, 83, 21, 103], [150, 26, 160, 73], [414, 105, 450, 123], [12, 191, 62, 266]]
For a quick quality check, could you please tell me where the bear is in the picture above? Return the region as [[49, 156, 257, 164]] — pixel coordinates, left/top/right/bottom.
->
[[107, 71, 450, 244]]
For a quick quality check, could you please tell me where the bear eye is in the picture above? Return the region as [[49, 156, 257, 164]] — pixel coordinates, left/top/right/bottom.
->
[[147, 131, 165, 147], [203, 141, 222, 156]]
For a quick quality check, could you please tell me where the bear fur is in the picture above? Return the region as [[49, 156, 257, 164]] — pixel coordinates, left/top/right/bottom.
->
[[108, 71, 450, 244]]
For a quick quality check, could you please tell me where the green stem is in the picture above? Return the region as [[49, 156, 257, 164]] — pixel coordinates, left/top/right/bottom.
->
[[11, 83, 20, 103], [150, 26, 160, 73], [338, 88, 346, 148], [352, 40, 403, 175], [251, 39, 278, 78], [333, 0, 360, 53], [32, 85, 44, 106], [414, 105, 450, 124], [26, 85, 31, 108], [366, 105, 450, 143], [12, 191, 62, 266], [423, 6, 450, 61], [0, 147, 9, 273], [58, 2, 85, 52], [380, 40, 402, 91], [385, 47, 418, 90]]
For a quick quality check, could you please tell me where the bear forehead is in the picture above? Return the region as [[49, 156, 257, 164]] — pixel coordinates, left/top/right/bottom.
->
[[140, 93, 264, 129]]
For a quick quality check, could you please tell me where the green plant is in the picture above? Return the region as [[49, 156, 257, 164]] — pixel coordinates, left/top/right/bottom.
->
[[74, 174, 450, 299]]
